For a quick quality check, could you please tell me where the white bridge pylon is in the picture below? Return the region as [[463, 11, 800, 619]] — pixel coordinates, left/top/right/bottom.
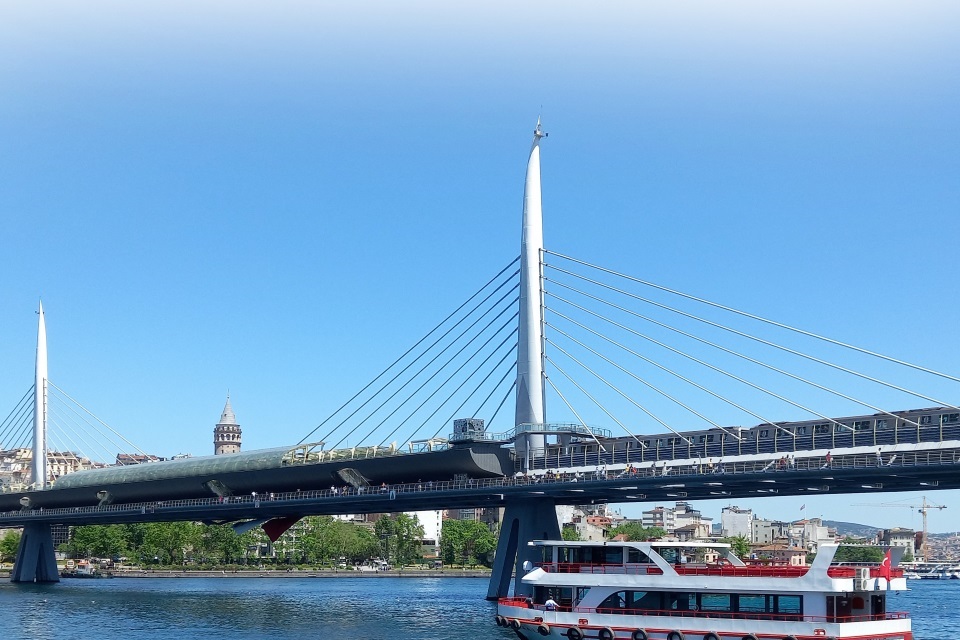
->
[[32, 301, 48, 489], [514, 119, 549, 465]]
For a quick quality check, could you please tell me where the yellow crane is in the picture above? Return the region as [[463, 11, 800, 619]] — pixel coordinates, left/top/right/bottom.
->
[[852, 496, 946, 561]]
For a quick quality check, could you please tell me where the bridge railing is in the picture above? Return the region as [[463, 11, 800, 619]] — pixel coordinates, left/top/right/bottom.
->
[[450, 422, 613, 443], [2, 447, 958, 523]]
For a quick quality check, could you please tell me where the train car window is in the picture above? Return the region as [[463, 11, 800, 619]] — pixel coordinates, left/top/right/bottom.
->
[[941, 413, 959, 424], [853, 420, 871, 432], [920, 415, 933, 426], [876, 419, 888, 429], [814, 424, 830, 434], [759, 430, 769, 438], [834, 423, 849, 433], [656, 439, 665, 447], [698, 436, 706, 443], [643, 440, 651, 448], [796, 427, 806, 435], [707, 435, 715, 442]]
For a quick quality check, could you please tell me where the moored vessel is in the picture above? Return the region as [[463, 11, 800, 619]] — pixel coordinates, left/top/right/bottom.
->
[[496, 540, 911, 640]]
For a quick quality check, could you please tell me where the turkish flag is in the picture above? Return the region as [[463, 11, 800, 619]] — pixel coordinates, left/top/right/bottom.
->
[[878, 548, 893, 581]]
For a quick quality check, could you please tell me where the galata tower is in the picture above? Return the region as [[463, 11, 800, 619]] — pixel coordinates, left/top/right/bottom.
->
[[213, 395, 242, 455]]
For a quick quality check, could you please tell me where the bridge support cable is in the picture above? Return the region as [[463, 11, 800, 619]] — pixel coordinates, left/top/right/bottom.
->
[[543, 374, 606, 451], [429, 352, 519, 440], [47, 381, 151, 460], [544, 336, 691, 444], [10, 522, 59, 583], [298, 257, 520, 445], [330, 294, 517, 449], [546, 249, 960, 385], [2, 401, 36, 452], [544, 254, 960, 414], [547, 322, 744, 438], [45, 400, 114, 469], [389, 329, 519, 446], [327, 286, 520, 450], [544, 354, 643, 446], [547, 282, 923, 430], [303, 262, 521, 447], [486, 379, 518, 432], [0, 385, 36, 449], [547, 299, 855, 436], [373, 320, 520, 448]]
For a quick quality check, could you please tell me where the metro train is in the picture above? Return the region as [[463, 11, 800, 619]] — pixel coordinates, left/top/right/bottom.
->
[[533, 406, 960, 466]]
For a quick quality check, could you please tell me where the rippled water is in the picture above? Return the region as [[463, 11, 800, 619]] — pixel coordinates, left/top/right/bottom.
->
[[0, 576, 955, 640]]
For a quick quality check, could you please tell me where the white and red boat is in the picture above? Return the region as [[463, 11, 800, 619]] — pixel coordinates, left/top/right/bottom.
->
[[496, 540, 911, 640]]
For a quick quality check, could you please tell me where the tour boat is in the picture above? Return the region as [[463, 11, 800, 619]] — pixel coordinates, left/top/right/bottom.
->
[[496, 540, 911, 640]]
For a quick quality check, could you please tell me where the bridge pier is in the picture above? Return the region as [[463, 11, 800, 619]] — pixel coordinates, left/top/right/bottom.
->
[[486, 499, 561, 600], [11, 523, 60, 583]]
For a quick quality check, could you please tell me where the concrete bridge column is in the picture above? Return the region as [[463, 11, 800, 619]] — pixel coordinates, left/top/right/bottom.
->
[[486, 498, 561, 600], [11, 523, 60, 583]]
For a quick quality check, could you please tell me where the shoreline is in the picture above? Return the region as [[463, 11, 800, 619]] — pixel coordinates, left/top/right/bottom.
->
[[0, 568, 491, 579]]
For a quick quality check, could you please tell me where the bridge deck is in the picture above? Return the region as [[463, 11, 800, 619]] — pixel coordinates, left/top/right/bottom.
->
[[3, 446, 957, 527]]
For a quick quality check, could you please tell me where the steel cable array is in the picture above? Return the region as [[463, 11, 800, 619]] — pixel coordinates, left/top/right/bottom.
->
[[299, 257, 522, 451], [540, 249, 960, 442]]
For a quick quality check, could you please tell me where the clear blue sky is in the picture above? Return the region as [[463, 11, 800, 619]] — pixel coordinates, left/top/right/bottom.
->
[[2, 2, 958, 531]]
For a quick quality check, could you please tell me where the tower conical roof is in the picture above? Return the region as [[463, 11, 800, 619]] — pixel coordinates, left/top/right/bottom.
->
[[218, 395, 238, 426]]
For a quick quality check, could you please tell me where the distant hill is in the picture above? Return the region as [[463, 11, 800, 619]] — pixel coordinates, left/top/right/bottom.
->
[[823, 520, 881, 539], [819, 521, 959, 540]]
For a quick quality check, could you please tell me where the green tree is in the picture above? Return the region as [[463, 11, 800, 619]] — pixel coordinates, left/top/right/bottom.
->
[[197, 523, 253, 565], [721, 535, 751, 558], [62, 525, 129, 559], [143, 522, 202, 565], [0, 530, 21, 563], [834, 538, 884, 563], [374, 514, 425, 566], [561, 526, 581, 541], [441, 519, 497, 567], [607, 522, 665, 541]]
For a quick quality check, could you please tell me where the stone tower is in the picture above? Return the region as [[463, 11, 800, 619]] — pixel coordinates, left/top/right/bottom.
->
[[213, 395, 242, 455]]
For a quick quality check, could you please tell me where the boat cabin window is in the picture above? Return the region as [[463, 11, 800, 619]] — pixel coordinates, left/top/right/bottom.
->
[[627, 548, 651, 564], [737, 594, 769, 613], [555, 545, 624, 565], [699, 593, 732, 612], [533, 586, 573, 608], [597, 590, 661, 614]]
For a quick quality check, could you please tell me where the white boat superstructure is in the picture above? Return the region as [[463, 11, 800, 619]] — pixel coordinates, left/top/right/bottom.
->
[[496, 540, 911, 640]]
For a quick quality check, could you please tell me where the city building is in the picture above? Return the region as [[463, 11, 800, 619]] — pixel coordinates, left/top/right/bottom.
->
[[880, 527, 917, 556], [721, 505, 754, 538], [213, 395, 242, 455]]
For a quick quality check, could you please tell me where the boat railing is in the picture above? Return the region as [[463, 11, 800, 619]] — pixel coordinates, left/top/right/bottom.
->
[[674, 564, 811, 578], [564, 605, 910, 624], [536, 562, 663, 575]]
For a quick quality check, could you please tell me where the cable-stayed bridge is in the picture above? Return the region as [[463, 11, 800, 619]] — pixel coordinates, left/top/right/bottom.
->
[[2, 122, 958, 594]]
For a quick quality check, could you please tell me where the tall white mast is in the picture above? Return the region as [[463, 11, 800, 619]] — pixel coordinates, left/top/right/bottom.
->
[[33, 300, 48, 488], [515, 119, 547, 429]]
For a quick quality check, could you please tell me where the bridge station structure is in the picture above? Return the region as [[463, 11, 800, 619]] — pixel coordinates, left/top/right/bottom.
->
[[2, 122, 959, 597]]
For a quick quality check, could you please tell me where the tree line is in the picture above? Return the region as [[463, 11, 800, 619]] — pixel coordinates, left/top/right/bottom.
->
[[1, 514, 501, 569]]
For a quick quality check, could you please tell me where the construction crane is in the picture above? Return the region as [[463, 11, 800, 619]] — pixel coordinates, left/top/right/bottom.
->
[[852, 496, 947, 561]]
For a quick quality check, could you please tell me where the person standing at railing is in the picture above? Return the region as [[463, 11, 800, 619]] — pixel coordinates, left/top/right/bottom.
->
[[544, 596, 558, 611]]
